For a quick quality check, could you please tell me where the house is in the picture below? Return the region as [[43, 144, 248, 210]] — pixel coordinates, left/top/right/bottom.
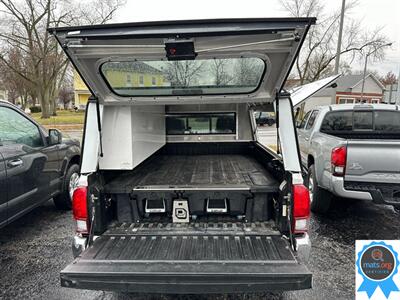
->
[[0, 89, 8, 101], [73, 62, 166, 109], [73, 70, 92, 109], [102, 61, 166, 88], [302, 73, 385, 112], [383, 83, 399, 104]]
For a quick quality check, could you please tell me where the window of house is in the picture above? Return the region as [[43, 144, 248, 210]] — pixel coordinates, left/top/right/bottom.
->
[[126, 74, 132, 87], [139, 76, 144, 86], [338, 98, 355, 104], [152, 77, 156, 86]]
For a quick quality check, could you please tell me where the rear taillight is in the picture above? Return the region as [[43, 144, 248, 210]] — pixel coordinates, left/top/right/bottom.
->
[[72, 186, 89, 234], [331, 146, 347, 176], [292, 184, 310, 234]]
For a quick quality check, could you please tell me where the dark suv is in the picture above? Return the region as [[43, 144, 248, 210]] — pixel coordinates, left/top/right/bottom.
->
[[0, 101, 81, 228], [255, 111, 276, 126]]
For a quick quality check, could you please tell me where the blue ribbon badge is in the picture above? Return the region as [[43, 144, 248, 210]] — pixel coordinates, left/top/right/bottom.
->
[[357, 241, 400, 298]]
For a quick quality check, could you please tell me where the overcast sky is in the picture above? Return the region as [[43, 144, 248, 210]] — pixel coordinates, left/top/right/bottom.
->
[[116, 0, 400, 77]]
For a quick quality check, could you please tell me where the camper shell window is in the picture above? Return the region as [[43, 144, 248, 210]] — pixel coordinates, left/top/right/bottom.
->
[[100, 58, 265, 97], [166, 113, 236, 135]]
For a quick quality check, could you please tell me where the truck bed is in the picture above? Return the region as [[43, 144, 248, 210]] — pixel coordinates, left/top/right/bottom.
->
[[104, 143, 280, 193]]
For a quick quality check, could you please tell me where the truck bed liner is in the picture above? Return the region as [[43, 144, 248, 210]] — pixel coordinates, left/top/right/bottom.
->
[[86, 226, 290, 262], [104, 154, 279, 193]]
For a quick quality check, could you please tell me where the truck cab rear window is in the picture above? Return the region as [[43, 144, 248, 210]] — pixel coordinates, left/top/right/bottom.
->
[[166, 113, 236, 135], [375, 111, 400, 131], [321, 110, 400, 134], [320, 111, 353, 132], [353, 111, 373, 130]]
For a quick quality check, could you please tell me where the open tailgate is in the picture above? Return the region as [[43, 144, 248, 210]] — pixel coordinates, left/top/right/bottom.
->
[[61, 223, 311, 293]]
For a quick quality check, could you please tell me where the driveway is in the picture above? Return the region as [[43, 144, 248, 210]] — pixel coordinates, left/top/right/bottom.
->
[[1, 128, 399, 299]]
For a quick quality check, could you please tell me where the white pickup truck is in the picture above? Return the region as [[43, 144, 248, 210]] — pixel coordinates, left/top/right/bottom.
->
[[49, 18, 316, 294], [297, 103, 400, 213]]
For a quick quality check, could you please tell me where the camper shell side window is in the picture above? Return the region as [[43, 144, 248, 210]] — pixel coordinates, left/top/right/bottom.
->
[[166, 113, 236, 135]]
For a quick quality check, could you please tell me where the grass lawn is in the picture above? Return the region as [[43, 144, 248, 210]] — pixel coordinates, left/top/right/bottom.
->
[[32, 110, 85, 125]]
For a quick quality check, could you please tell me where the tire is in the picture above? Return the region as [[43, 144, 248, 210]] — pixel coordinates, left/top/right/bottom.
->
[[53, 164, 80, 210], [306, 164, 332, 214]]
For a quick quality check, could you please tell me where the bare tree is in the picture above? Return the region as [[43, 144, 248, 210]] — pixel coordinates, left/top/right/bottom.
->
[[165, 61, 204, 87], [58, 68, 73, 109], [0, 0, 125, 118], [234, 58, 263, 86], [281, 0, 391, 84], [73, 0, 126, 25], [210, 59, 233, 86], [0, 46, 34, 108], [380, 71, 397, 86]]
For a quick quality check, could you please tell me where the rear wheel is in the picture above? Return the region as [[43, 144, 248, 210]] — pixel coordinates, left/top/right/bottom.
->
[[53, 164, 79, 210], [307, 164, 332, 214]]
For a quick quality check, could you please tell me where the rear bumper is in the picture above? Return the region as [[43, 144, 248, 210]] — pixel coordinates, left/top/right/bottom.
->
[[330, 176, 373, 200], [72, 235, 87, 258], [60, 261, 311, 293], [295, 233, 311, 263], [344, 181, 400, 206], [330, 177, 400, 206]]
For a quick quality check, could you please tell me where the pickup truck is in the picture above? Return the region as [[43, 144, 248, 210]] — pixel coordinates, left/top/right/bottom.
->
[[0, 101, 81, 228], [49, 18, 316, 294], [297, 103, 400, 213]]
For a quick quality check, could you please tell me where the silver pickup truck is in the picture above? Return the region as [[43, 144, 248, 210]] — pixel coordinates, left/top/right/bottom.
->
[[297, 103, 400, 213]]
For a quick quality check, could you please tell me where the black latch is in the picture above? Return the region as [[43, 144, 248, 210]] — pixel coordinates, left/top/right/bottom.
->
[[165, 39, 197, 61]]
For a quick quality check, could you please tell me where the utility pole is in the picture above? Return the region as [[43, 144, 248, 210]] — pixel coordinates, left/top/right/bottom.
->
[[360, 42, 392, 102], [360, 53, 369, 103], [396, 66, 400, 105], [331, 0, 346, 104]]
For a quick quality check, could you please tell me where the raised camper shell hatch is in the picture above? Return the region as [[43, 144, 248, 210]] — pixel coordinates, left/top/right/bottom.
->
[[49, 18, 316, 105]]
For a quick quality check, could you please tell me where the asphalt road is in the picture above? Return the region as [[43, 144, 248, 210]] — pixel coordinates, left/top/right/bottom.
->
[[2, 198, 399, 300], [256, 125, 278, 149], [1, 128, 399, 300]]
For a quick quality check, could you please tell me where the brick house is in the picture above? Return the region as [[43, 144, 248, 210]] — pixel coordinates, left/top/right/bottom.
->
[[302, 73, 385, 112]]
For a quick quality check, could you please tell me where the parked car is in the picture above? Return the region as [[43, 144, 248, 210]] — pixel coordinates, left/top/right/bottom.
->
[[49, 18, 316, 294], [297, 103, 400, 213], [0, 101, 81, 228], [255, 111, 275, 126]]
